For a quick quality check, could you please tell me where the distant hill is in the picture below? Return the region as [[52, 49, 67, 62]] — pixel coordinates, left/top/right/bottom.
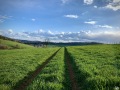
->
[[19, 40, 102, 47], [0, 35, 103, 49], [49, 42, 103, 46], [0, 35, 33, 49], [0, 35, 17, 41]]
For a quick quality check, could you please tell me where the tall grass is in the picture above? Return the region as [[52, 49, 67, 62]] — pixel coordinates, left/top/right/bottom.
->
[[0, 47, 59, 90], [27, 48, 70, 90], [67, 44, 120, 90]]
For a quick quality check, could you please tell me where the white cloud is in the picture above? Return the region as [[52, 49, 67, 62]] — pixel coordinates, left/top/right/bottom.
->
[[85, 30, 120, 43], [1, 29, 120, 43], [0, 30, 4, 35], [38, 29, 45, 33], [105, 0, 120, 11], [31, 18, 36, 21], [61, 0, 69, 4], [84, 0, 93, 5], [64, 15, 79, 19], [94, 5, 97, 8], [61, 32, 65, 35], [0, 15, 12, 23], [60, 35, 63, 37], [48, 30, 54, 35], [8, 29, 13, 34], [84, 21, 96, 25], [0, 15, 10, 19], [97, 25, 113, 29], [82, 11, 88, 15]]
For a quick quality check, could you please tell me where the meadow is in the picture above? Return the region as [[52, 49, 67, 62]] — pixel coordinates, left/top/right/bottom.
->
[[67, 44, 120, 90], [0, 40, 120, 90], [0, 39, 33, 49], [27, 48, 71, 90], [0, 47, 59, 90]]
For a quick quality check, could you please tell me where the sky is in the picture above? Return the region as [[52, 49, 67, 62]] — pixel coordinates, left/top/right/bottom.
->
[[0, 0, 120, 43]]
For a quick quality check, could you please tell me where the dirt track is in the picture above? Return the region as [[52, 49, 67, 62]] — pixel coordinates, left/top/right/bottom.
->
[[65, 48, 79, 90], [15, 48, 61, 90], [15, 47, 79, 90]]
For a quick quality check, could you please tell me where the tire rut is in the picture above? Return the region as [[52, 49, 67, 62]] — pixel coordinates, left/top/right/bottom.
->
[[15, 48, 61, 90], [65, 47, 79, 90]]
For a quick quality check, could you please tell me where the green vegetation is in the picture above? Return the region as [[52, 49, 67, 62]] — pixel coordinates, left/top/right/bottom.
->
[[67, 44, 120, 90], [0, 47, 59, 90], [0, 37, 120, 90], [0, 39, 33, 49], [0, 35, 16, 41], [27, 48, 71, 90]]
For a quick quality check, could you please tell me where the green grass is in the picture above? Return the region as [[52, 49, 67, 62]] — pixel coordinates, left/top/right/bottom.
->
[[0, 47, 59, 90], [67, 44, 120, 90], [27, 48, 71, 90], [1, 43, 120, 90], [0, 39, 33, 49]]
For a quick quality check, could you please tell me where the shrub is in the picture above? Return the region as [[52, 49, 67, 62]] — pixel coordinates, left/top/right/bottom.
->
[[0, 44, 8, 49]]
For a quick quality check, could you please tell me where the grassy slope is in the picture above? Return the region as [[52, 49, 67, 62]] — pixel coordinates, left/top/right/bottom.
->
[[0, 36, 61, 90], [0, 39, 33, 49]]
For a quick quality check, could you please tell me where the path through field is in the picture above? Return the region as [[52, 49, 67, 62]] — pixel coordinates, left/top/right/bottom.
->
[[65, 48, 79, 90], [16, 48, 61, 90], [15, 47, 80, 90], [1, 44, 120, 90]]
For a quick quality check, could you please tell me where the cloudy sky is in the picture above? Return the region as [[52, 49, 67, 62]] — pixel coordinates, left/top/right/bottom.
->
[[0, 0, 120, 43]]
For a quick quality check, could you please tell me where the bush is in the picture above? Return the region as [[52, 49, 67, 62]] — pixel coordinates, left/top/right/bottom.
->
[[0, 44, 8, 49], [12, 44, 21, 49]]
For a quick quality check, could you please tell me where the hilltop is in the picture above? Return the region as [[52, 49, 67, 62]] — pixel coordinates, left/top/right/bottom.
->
[[0, 35, 33, 49]]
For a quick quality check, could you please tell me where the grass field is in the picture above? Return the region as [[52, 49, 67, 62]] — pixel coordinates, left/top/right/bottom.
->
[[0, 39, 33, 49], [0, 47, 59, 90], [27, 48, 66, 90], [0, 40, 120, 90], [67, 44, 120, 90]]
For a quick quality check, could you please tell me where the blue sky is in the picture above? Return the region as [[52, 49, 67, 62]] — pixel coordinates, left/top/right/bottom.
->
[[0, 0, 120, 43]]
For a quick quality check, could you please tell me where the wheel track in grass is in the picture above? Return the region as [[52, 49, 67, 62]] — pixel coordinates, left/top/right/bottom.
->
[[65, 47, 79, 90], [15, 48, 61, 90]]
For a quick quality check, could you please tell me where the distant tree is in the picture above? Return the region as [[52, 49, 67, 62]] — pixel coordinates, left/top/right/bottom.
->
[[44, 38, 50, 47]]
